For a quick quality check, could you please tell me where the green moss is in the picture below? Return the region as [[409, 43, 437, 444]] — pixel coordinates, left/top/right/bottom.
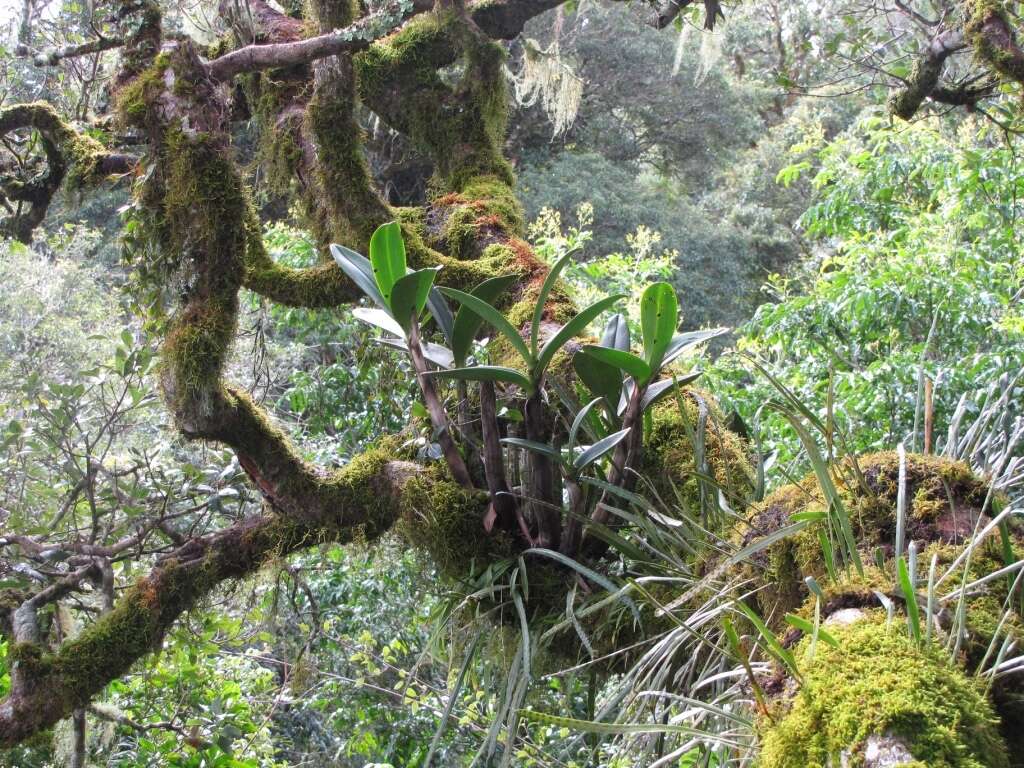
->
[[394, 465, 502, 579], [965, 0, 1024, 85], [741, 451, 993, 621], [639, 391, 755, 512], [355, 10, 513, 191], [758, 614, 1008, 768]]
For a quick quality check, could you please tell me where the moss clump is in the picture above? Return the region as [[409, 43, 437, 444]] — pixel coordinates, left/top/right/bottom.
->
[[394, 465, 503, 580], [741, 451, 993, 620], [114, 51, 170, 128], [355, 10, 513, 191], [639, 391, 755, 513], [758, 614, 1008, 768]]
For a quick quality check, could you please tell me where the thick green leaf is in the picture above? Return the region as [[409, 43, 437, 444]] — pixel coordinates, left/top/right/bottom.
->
[[426, 287, 455, 346], [640, 372, 702, 411], [640, 282, 678, 370], [536, 294, 625, 379], [601, 313, 630, 351], [369, 221, 407, 302], [426, 365, 532, 391], [374, 337, 453, 369], [531, 248, 577, 357], [661, 327, 729, 369], [451, 274, 519, 366], [329, 244, 386, 309], [573, 427, 630, 472], [352, 307, 404, 338], [573, 352, 622, 412], [569, 397, 603, 453], [501, 437, 562, 461], [440, 287, 533, 366], [389, 267, 440, 334], [579, 345, 652, 384]]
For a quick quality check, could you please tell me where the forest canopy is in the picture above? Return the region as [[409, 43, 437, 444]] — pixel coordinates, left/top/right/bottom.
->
[[0, 0, 1022, 765]]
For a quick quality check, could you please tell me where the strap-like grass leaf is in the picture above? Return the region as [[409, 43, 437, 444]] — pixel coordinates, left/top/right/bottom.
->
[[784, 613, 839, 647], [601, 313, 630, 351], [640, 282, 678, 370], [531, 248, 577, 357], [389, 267, 440, 334], [736, 602, 801, 683], [329, 243, 386, 309], [352, 307, 404, 338], [579, 345, 651, 384], [573, 353, 621, 411], [501, 437, 561, 461], [536, 294, 625, 379], [573, 427, 630, 472], [451, 274, 519, 366], [369, 221, 406, 302], [661, 327, 729, 369], [640, 372, 701, 412], [425, 364, 532, 391], [897, 555, 922, 644], [440, 287, 532, 367]]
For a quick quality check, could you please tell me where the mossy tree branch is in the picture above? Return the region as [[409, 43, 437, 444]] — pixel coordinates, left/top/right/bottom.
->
[[0, 103, 136, 243]]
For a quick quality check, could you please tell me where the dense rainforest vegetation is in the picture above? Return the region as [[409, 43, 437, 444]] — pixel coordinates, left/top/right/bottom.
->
[[0, 0, 1022, 765]]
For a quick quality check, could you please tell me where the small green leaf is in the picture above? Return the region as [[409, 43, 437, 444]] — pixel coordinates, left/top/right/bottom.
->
[[501, 437, 562, 461], [389, 267, 440, 334], [569, 397, 602, 453], [535, 295, 624, 380], [897, 555, 922, 644], [426, 287, 455, 345], [369, 221, 407, 302], [579, 345, 652, 384], [425, 365, 532, 391], [640, 372, 701, 411], [783, 613, 839, 647], [660, 327, 729, 370], [352, 307, 404, 337], [440, 287, 533, 366], [451, 274, 519, 366], [640, 282, 678, 371]]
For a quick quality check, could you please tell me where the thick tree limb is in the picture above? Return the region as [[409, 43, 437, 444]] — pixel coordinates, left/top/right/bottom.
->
[[888, 28, 964, 119], [965, 0, 1024, 87], [207, 0, 416, 81]]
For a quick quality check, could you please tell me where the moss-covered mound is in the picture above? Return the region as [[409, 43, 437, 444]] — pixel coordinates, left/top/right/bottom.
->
[[758, 613, 1009, 768], [639, 391, 755, 512], [741, 451, 993, 620]]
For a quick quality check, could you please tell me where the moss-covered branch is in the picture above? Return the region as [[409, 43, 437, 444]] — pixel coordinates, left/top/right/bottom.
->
[[965, 0, 1024, 87], [0, 103, 136, 243]]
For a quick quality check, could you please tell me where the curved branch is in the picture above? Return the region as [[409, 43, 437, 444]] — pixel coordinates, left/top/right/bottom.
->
[[965, 0, 1024, 87], [888, 28, 964, 120], [0, 102, 137, 242]]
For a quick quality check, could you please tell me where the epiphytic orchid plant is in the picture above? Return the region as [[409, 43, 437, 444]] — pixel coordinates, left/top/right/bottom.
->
[[333, 222, 726, 558]]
